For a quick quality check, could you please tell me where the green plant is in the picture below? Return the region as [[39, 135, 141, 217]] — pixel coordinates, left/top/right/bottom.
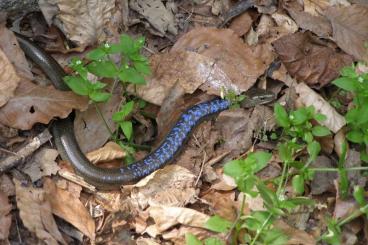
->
[[63, 34, 151, 160], [332, 63, 368, 162]]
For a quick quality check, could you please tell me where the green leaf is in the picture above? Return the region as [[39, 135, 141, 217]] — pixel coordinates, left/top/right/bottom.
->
[[321, 218, 341, 245], [292, 175, 304, 195], [120, 121, 133, 140], [311, 126, 331, 137], [204, 215, 232, 233], [314, 113, 327, 122], [290, 108, 309, 125], [89, 91, 111, 102], [243, 211, 272, 231], [274, 103, 290, 128], [346, 130, 363, 143], [86, 48, 106, 60], [120, 34, 135, 55], [303, 131, 313, 143], [204, 237, 224, 245], [257, 182, 278, 207], [112, 101, 135, 122], [91, 81, 107, 90], [87, 60, 118, 78], [223, 159, 244, 179], [63, 76, 90, 96], [263, 229, 288, 245], [185, 233, 202, 245], [119, 66, 146, 84], [332, 77, 358, 92], [353, 186, 366, 206], [338, 169, 349, 199], [345, 108, 359, 124], [69, 57, 88, 79], [307, 141, 321, 163], [340, 65, 357, 78], [133, 60, 151, 75], [250, 151, 272, 172]]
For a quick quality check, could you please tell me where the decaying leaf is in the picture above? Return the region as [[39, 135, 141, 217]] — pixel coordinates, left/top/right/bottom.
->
[[229, 12, 253, 37], [43, 178, 95, 240], [295, 82, 346, 133], [22, 148, 59, 182], [324, 4, 368, 62], [147, 206, 210, 233], [345, 150, 366, 188], [86, 141, 126, 164], [38, 0, 117, 49], [273, 32, 353, 87], [274, 220, 316, 245], [284, 1, 332, 37], [130, 165, 196, 209], [14, 179, 67, 245], [163, 226, 223, 244], [202, 190, 237, 221], [134, 51, 232, 105], [129, 0, 177, 36], [0, 24, 34, 80], [75, 92, 120, 153], [172, 27, 275, 94], [0, 191, 11, 241], [310, 156, 337, 195], [0, 79, 88, 130], [271, 13, 298, 34], [0, 48, 20, 107]]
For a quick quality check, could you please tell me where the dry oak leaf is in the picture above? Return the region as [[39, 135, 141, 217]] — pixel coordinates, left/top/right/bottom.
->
[[14, 179, 67, 245], [0, 79, 88, 130], [43, 178, 95, 240], [0, 191, 11, 241], [273, 32, 353, 87], [22, 148, 60, 182], [324, 4, 368, 62], [229, 12, 253, 37], [39, 0, 117, 49], [0, 48, 20, 107], [147, 206, 210, 233], [172, 27, 275, 94], [284, 0, 332, 37], [74, 92, 120, 153], [86, 141, 126, 164], [133, 51, 234, 106], [295, 82, 346, 133], [130, 165, 196, 209]]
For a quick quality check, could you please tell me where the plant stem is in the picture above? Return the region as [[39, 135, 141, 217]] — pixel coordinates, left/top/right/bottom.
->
[[309, 166, 368, 172], [277, 160, 289, 196], [94, 103, 115, 140], [250, 213, 273, 245], [226, 194, 246, 243]]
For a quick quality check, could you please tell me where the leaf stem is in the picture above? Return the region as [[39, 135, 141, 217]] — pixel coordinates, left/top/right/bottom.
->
[[94, 103, 115, 140], [250, 213, 273, 245], [309, 166, 368, 172]]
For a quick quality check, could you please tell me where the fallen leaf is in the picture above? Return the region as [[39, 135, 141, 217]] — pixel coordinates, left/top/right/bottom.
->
[[303, 0, 350, 16], [0, 24, 34, 80], [0, 191, 11, 241], [22, 148, 59, 182], [130, 165, 196, 209], [202, 190, 237, 221], [273, 32, 353, 87], [324, 4, 368, 61], [14, 179, 66, 245], [38, 0, 117, 49], [147, 206, 210, 233], [295, 82, 346, 133], [129, 0, 177, 36], [86, 141, 126, 164], [133, 51, 232, 105], [0, 48, 20, 107], [74, 92, 120, 153], [334, 198, 358, 220], [0, 79, 88, 130], [211, 173, 237, 191], [345, 150, 366, 188], [274, 220, 316, 245], [271, 13, 298, 34], [284, 1, 332, 37], [310, 156, 337, 195], [0, 174, 15, 196], [162, 226, 223, 245], [229, 11, 253, 36], [136, 237, 161, 245], [43, 178, 95, 240], [172, 27, 275, 94]]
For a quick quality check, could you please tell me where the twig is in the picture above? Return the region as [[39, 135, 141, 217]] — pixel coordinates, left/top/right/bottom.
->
[[58, 169, 96, 193], [0, 130, 52, 172]]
